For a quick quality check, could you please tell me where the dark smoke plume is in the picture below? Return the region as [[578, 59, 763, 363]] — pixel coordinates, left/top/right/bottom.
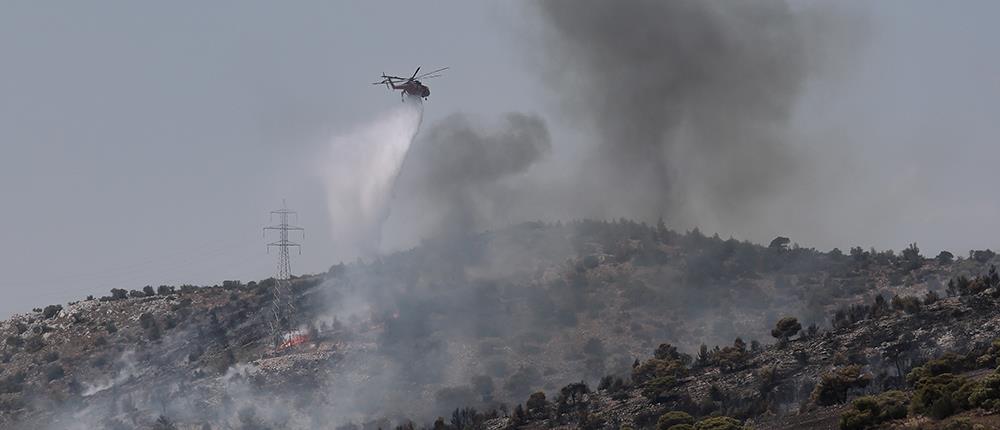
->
[[533, 0, 811, 229], [390, 112, 551, 243]]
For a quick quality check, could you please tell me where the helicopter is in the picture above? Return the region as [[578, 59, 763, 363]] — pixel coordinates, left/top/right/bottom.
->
[[373, 66, 448, 101]]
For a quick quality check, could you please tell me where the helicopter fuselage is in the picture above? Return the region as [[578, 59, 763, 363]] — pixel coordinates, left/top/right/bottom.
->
[[391, 80, 430, 98]]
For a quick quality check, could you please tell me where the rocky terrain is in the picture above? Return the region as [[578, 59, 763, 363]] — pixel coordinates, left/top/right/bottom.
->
[[0, 220, 998, 429]]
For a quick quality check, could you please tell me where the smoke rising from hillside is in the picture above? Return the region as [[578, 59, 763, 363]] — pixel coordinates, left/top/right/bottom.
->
[[321, 99, 423, 256], [387, 112, 551, 247], [529, 0, 839, 235]]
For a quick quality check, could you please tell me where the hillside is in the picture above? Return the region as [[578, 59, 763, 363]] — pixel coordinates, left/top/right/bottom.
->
[[0, 220, 997, 429]]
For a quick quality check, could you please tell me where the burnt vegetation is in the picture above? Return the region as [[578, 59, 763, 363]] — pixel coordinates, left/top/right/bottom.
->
[[0, 220, 998, 429]]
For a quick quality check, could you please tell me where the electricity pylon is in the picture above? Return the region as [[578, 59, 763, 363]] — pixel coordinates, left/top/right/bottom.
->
[[263, 199, 303, 344]]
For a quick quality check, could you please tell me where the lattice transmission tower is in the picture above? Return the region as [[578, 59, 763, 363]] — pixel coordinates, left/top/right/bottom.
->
[[263, 199, 304, 342]]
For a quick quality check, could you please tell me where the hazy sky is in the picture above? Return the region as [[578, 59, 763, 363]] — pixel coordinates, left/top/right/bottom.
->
[[2, 1, 999, 317]]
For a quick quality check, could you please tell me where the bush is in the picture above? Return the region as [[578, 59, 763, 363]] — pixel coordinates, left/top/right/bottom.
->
[[526, 391, 549, 417], [634, 357, 686, 383], [110, 288, 128, 300], [45, 364, 65, 381], [143, 286, 155, 297], [839, 390, 908, 430], [657, 411, 694, 430], [971, 249, 996, 263], [812, 365, 872, 406], [693, 416, 743, 430], [937, 251, 954, 264], [909, 373, 978, 419], [771, 317, 801, 343], [907, 353, 977, 385], [890, 295, 921, 314], [923, 290, 940, 305], [0, 372, 26, 394], [24, 336, 45, 353], [5, 336, 23, 348], [139, 312, 161, 340], [42, 304, 62, 319], [969, 371, 1000, 410], [157, 285, 176, 296], [642, 376, 679, 402], [129, 290, 145, 298], [556, 381, 589, 411]]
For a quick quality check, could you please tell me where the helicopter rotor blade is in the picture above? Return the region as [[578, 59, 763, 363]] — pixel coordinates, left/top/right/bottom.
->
[[410, 67, 421, 80], [415, 67, 448, 79], [419, 74, 443, 79]]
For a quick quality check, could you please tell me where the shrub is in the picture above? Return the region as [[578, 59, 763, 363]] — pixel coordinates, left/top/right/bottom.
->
[[693, 416, 743, 430], [971, 249, 996, 263], [633, 357, 687, 385], [907, 352, 977, 385], [838, 390, 908, 430], [5, 336, 23, 348], [110, 288, 128, 300], [129, 290, 145, 298], [771, 317, 801, 343], [812, 365, 872, 406], [923, 290, 940, 305], [45, 364, 65, 381], [139, 313, 156, 330], [769, 236, 791, 250], [968, 371, 1000, 409], [943, 418, 975, 430], [909, 373, 978, 419], [642, 376, 679, 402], [157, 285, 176, 296], [657, 411, 694, 430], [139, 313, 161, 340], [936, 251, 954, 264], [556, 381, 589, 411], [526, 391, 549, 417], [713, 338, 751, 372], [890, 295, 921, 313], [0, 372, 26, 394], [143, 286, 155, 297], [42, 305, 62, 319], [24, 336, 45, 353]]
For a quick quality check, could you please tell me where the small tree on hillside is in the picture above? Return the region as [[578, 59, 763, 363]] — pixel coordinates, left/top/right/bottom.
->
[[936, 251, 954, 264], [771, 317, 802, 345], [769, 237, 791, 251]]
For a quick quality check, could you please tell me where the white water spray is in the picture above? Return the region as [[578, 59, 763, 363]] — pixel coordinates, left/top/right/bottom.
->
[[322, 98, 424, 256]]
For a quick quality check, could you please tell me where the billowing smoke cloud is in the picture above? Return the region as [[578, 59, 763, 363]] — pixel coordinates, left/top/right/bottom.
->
[[321, 99, 423, 256], [531, 0, 816, 232], [386, 112, 551, 246]]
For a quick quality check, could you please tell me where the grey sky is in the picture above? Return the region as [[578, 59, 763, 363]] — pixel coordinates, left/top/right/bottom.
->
[[1, 1, 999, 317]]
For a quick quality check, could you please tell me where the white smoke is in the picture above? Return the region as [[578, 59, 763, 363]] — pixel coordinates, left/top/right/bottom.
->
[[321, 98, 424, 256]]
